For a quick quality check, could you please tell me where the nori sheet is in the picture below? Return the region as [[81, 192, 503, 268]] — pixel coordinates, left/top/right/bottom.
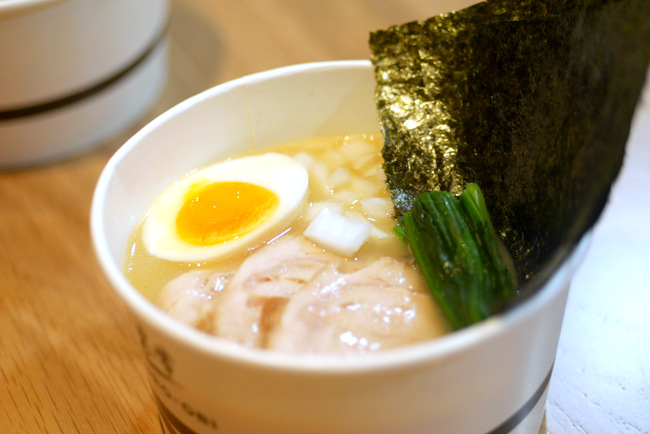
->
[[369, 0, 650, 289]]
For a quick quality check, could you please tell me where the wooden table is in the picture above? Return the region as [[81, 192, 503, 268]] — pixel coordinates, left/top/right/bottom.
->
[[2, 1, 648, 432]]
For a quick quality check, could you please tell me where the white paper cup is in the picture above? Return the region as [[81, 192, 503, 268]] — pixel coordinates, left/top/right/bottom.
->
[[91, 61, 590, 434], [0, 0, 169, 168]]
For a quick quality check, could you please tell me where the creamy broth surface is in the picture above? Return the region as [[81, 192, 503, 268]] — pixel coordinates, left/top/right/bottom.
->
[[125, 135, 450, 354]]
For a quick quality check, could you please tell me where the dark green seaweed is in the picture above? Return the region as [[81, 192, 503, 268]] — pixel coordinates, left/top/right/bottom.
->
[[370, 0, 650, 289]]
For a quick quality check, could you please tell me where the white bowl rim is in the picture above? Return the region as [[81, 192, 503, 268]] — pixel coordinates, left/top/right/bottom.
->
[[0, 0, 66, 15], [91, 59, 589, 374]]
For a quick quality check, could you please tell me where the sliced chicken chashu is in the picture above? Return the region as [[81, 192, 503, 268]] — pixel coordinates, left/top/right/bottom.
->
[[155, 270, 230, 327], [211, 235, 343, 348], [268, 257, 449, 354], [156, 234, 449, 354]]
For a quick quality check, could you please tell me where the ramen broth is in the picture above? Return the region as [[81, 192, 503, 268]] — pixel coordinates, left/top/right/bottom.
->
[[124, 135, 450, 353]]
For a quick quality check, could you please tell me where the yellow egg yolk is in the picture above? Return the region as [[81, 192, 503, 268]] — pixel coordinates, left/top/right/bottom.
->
[[176, 181, 279, 246]]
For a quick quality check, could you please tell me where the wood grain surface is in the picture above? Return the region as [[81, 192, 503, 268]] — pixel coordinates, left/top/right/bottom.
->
[[1, 1, 648, 433]]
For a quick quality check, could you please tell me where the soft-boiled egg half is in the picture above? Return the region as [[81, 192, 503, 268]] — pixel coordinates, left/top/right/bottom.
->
[[142, 153, 309, 262]]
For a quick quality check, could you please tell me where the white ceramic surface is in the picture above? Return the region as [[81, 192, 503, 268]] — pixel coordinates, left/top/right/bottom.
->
[[0, 0, 169, 168], [91, 61, 590, 434]]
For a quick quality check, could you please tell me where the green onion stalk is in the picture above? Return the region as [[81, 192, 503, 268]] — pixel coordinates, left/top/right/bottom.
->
[[397, 183, 517, 330]]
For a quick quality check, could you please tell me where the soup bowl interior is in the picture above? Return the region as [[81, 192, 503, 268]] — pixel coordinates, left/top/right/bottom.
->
[[91, 60, 589, 434]]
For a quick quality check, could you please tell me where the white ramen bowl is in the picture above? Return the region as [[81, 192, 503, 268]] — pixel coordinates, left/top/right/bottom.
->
[[91, 61, 590, 434], [0, 0, 169, 168]]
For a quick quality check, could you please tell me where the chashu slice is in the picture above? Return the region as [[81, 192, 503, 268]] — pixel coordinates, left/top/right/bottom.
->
[[268, 257, 449, 355], [155, 270, 230, 327], [211, 235, 343, 348]]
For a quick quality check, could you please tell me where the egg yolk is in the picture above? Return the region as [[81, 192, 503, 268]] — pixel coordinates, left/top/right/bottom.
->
[[176, 181, 279, 246]]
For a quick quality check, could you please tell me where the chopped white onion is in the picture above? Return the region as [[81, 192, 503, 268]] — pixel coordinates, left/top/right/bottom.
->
[[308, 160, 331, 196], [343, 210, 390, 240], [360, 197, 394, 219], [328, 167, 351, 188], [305, 201, 345, 221], [304, 208, 373, 256], [370, 227, 390, 239], [341, 140, 373, 161], [331, 190, 358, 205], [349, 178, 378, 197], [292, 152, 315, 169]]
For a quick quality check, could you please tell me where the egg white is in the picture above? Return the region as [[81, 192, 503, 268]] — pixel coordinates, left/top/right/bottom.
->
[[142, 152, 309, 262]]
